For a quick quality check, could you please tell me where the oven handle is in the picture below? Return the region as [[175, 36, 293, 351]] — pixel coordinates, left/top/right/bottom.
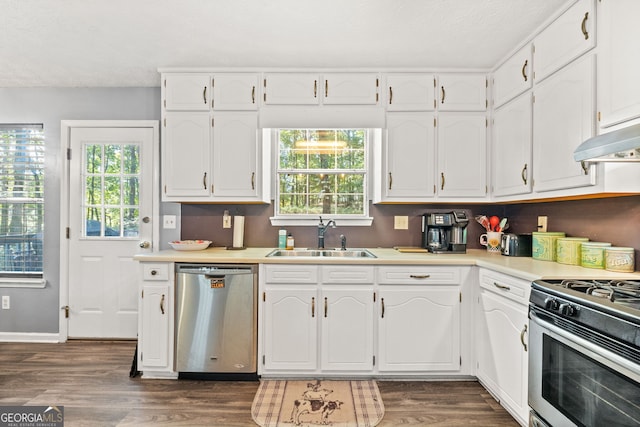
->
[[529, 308, 640, 378]]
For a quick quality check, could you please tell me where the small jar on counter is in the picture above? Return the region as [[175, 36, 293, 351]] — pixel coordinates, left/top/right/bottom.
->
[[286, 233, 295, 250], [605, 247, 635, 273]]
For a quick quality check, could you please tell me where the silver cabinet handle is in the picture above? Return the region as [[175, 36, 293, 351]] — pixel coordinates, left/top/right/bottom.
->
[[581, 161, 589, 175], [203, 172, 207, 189], [521, 163, 528, 185], [522, 59, 528, 82], [409, 274, 430, 279], [520, 324, 528, 351], [389, 87, 393, 104], [314, 80, 317, 98], [325, 80, 329, 97], [160, 294, 165, 315], [441, 86, 446, 104], [251, 172, 255, 190], [581, 12, 589, 40], [441, 172, 445, 190], [311, 297, 315, 317], [388, 172, 392, 190], [251, 86, 256, 104], [381, 298, 385, 318], [203, 86, 207, 104], [324, 297, 328, 318]]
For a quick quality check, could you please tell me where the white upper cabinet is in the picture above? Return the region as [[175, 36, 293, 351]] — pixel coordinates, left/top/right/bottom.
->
[[492, 93, 533, 197], [437, 114, 487, 198], [322, 73, 379, 105], [598, 0, 640, 128], [533, 0, 595, 82], [493, 43, 533, 108], [263, 73, 320, 105], [533, 54, 596, 193], [381, 113, 436, 201], [437, 74, 487, 111], [385, 74, 436, 111], [163, 73, 211, 111], [212, 73, 259, 110]]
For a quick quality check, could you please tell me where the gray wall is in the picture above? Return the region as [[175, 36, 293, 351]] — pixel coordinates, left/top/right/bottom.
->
[[0, 87, 161, 334]]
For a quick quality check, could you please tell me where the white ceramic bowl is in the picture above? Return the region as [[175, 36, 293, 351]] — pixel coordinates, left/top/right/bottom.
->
[[169, 240, 211, 251]]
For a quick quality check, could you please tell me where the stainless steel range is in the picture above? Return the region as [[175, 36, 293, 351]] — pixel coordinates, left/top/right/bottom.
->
[[528, 278, 640, 427]]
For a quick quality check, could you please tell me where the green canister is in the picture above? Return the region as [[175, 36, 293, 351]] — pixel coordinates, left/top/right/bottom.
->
[[532, 232, 566, 261], [556, 237, 589, 265], [580, 242, 612, 269]]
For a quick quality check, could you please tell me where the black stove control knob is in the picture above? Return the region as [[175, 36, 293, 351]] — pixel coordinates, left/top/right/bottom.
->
[[544, 298, 560, 311], [559, 303, 576, 316]]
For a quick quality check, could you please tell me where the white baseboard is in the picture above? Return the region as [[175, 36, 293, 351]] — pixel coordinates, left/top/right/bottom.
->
[[0, 332, 61, 343]]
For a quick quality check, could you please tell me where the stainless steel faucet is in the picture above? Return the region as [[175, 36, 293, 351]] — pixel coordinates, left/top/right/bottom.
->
[[317, 216, 336, 249]]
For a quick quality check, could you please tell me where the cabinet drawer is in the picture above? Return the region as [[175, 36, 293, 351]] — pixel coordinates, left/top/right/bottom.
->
[[264, 265, 319, 284], [321, 266, 374, 284], [377, 266, 460, 285], [142, 263, 170, 281], [478, 268, 531, 305]]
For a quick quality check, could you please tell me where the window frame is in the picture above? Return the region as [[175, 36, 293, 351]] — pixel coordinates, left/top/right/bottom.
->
[[0, 124, 46, 287], [270, 128, 374, 227]]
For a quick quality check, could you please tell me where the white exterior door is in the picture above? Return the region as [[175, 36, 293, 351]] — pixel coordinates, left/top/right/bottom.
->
[[64, 124, 156, 339]]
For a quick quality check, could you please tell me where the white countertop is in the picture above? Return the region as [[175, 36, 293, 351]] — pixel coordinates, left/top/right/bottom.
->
[[134, 247, 640, 282]]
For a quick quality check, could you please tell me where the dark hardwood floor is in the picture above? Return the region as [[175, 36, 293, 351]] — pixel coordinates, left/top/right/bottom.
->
[[0, 341, 519, 426]]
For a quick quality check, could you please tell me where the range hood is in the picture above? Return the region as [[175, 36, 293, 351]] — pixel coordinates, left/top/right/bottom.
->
[[574, 123, 640, 162]]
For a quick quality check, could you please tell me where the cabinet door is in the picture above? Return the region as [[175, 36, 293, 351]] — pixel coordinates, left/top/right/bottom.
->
[[438, 74, 487, 111], [212, 112, 259, 199], [162, 112, 211, 198], [140, 284, 171, 370], [263, 288, 318, 371], [384, 113, 436, 200], [263, 73, 320, 105], [598, 0, 640, 128], [385, 74, 436, 111], [212, 73, 259, 110], [493, 44, 533, 108], [533, 0, 595, 82], [492, 93, 533, 197], [321, 288, 374, 371], [163, 74, 211, 111], [322, 73, 379, 105], [378, 288, 460, 372], [476, 289, 529, 426], [533, 54, 596, 193], [437, 114, 487, 198]]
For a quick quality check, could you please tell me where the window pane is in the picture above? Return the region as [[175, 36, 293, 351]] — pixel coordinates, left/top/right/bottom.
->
[[85, 176, 102, 205], [123, 145, 140, 175], [105, 208, 122, 236], [123, 208, 139, 237], [104, 144, 122, 174], [85, 144, 102, 173], [0, 125, 45, 275], [123, 177, 139, 206], [104, 177, 121, 205]]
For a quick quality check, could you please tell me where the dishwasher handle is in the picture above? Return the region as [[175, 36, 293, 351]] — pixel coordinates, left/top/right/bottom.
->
[[177, 265, 255, 276]]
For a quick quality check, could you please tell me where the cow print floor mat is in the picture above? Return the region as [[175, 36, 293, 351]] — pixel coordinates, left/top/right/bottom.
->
[[251, 379, 384, 427]]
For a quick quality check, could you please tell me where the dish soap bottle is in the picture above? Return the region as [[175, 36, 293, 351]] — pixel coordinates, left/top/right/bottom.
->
[[286, 233, 294, 250], [278, 229, 287, 249]]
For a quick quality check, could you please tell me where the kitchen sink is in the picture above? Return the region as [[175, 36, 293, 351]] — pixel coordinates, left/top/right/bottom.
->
[[266, 249, 377, 258]]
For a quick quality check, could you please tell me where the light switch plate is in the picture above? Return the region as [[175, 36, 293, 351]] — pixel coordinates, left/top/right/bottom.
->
[[394, 216, 409, 230], [163, 215, 177, 229], [2, 296, 9, 310]]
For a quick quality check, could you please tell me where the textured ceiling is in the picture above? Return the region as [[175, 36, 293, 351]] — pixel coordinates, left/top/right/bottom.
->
[[1, 0, 567, 87]]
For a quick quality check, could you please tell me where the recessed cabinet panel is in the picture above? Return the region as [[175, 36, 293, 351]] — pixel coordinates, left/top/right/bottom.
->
[[163, 74, 211, 111], [323, 73, 379, 105], [263, 73, 320, 105], [493, 44, 533, 108], [438, 74, 487, 111], [384, 113, 436, 200], [492, 93, 533, 197], [598, 0, 640, 128], [162, 112, 211, 198], [140, 284, 171, 370], [385, 74, 436, 111], [533, 0, 595, 82], [212, 73, 259, 110], [533, 54, 596, 193]]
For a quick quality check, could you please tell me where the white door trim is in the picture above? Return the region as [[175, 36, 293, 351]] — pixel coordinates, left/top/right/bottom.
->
[[59, 120, 159, 342]]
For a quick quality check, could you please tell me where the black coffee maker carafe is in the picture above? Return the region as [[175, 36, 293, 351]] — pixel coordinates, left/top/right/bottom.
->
[[422, 211, 469, 253]]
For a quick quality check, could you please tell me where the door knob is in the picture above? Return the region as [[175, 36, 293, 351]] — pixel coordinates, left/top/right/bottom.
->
[[139, 241, 151, 249], [142, 216, 150, 223]]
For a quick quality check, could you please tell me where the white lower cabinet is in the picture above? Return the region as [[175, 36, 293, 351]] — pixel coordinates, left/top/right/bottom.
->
[[475, 268, 529, 426], [137, 262, 176, 378]]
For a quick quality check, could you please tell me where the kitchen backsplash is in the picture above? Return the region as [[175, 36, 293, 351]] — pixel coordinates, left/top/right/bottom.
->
[[181, 195, 640, 268]]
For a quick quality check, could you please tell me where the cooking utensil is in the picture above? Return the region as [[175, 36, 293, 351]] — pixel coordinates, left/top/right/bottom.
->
[[475, 215, 490, 231], [489, 216, 500, 231], [497, 217, 507, 232]]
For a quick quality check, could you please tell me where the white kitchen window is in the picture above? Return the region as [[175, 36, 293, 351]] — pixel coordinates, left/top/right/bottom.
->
[[0, 124, 45, 285], [272, 128, 372, 225]]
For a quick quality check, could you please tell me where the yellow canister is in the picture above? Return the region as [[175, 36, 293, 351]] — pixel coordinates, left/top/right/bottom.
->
[[532, 232, 566, 261], [580, 242, 612, 269], [605, 247, 635, 273], [556, 237, 589, 265]]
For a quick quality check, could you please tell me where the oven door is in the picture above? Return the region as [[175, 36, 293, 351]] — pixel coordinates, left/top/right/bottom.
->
[[529, 308, 640, 427]]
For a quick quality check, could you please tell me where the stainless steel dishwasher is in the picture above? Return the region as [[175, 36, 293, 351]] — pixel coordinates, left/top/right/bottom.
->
[[175, 264, 257, 379]]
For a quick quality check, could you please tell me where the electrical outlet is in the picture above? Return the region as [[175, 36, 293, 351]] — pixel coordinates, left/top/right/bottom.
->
[[2, 296, 9, 310], [394, 216, 409, 230], [163, 215, 177, 229], [537, 216, 548, 232], [222, 210, 231, 229]]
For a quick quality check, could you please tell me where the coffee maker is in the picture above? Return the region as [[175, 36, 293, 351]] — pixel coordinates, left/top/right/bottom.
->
[[422, 211, 469, 253]]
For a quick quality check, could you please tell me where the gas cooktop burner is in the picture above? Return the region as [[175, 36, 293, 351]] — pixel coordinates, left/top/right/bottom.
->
[[559, 279, 640, 304]]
